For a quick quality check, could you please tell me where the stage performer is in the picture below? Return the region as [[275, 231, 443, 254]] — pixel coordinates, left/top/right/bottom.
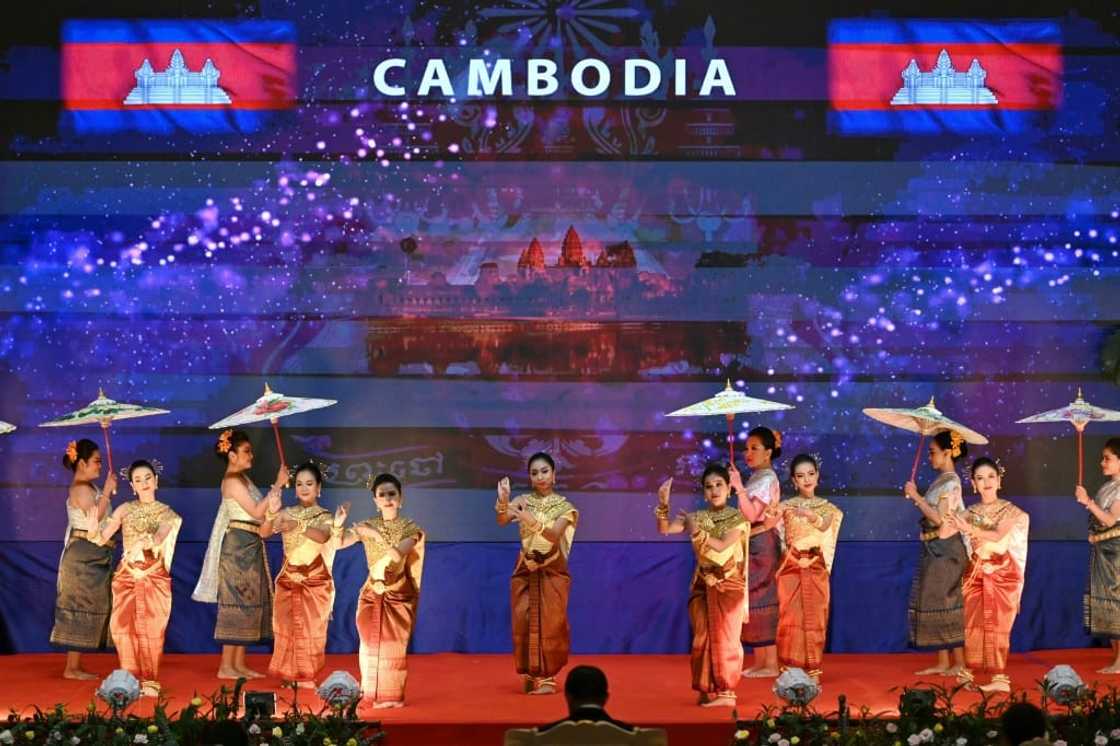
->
[[948, 457, 1028, 693], [495, 452, 578, 695], [51, 438, 118, 679], [771, 454, 842, 682], [1077, 437, 1120, 672], [904, 430, 968, 676], [732, 426, 783, 677], [337, 473, 424, 708], [85, 459, 182, 697], [656, 463, 749, 707], [192, 429, 284, 680], [267, 462, 348, 687]]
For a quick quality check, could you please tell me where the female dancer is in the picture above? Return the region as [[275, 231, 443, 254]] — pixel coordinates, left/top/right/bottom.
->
[[51, 438, 117, 679], [772, 454, 842, 683], [86, 460, 182, 697], [656, 463, 749, 707], [268, 462, 347, 687], [1077, 437, 1120, 672], [732, 426, 783, 677], [337, 473, 424, 708], [495, 452, 578, 695], [904, 430, 968, 676], [949, 457, 1028, 693], [192, 429, 284, 680]]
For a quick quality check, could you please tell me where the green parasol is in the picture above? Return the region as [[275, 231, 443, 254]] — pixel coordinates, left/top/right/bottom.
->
[[39, 388, 170, 471]]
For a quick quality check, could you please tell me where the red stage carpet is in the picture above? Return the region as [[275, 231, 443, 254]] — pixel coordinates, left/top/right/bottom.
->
[[0, 650, 1108, 745]]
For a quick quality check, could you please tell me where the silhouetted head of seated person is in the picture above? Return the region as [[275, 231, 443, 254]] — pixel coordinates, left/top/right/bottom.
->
[[1000, 701, 1048, 746], [538, 665, 635, 733]]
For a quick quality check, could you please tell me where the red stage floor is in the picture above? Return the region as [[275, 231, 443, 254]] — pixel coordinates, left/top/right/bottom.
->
[[0, 650, 1109, 745]]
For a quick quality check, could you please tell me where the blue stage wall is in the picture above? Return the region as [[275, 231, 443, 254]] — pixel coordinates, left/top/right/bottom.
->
[[0, 540, 1093, 656]]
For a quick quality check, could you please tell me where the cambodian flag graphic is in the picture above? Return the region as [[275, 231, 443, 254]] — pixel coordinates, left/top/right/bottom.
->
[[61, 20, 296, 134], [828, 20, 1061, 135]]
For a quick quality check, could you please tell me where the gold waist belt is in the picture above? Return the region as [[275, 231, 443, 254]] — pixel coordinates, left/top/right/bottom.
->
[[523, 547, 559, 571], [919, 529, 941, 542], [228, 520, 261, 535], [365, 574, 407, 596], [70, 529, 116, 549], [1090, 525, 1120, 544]]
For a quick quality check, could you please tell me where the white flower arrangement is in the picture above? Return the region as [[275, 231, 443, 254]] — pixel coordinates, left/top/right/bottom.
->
[[317, 670, 362, 708], [96, 670, 141, 711], [772, 667, 819, 706], [1043, 664, 1086, 705]]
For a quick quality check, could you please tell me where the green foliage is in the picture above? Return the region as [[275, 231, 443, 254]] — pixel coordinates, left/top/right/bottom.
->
[[0, 679, 382, 746], [724, 681, 1120, 745]]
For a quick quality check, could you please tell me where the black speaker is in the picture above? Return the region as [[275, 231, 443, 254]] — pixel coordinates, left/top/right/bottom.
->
[[244, 691, 275, 719]]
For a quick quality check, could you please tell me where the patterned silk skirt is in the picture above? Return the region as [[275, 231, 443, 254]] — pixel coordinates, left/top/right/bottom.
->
[[1086, 536, 1120, 639], [776, 547, 831, 672], [908, 536, 967, 649], [689, 574, 746, 695], [51, 537, 114, 650], [741, 528, 781, 646], [270, 555, 333, 681], [511, 553, 571, 681], [110, 555, 172, 683], [214, 528, 273, 644], [962, 552, 1022, 673], [356, 575, 419, 704]]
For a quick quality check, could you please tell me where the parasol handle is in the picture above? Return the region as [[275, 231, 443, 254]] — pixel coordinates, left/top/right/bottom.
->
[[100, 419, 114, 474], [726, 413, 735, 466], [271, 417, 287, 473], [909, 433, 926, 484], [1076, 422, 1086, 487]]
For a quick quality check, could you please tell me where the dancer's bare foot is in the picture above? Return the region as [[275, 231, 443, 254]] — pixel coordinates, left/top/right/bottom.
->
[[236, 666, 265, 679], [700, 694, 736, 708], [740, 665, 757, 677], [373, 700, 404, 709], [529, 682, 557, 695], [978, 679, 1010, 694], [293, 680, 316, 689], [744, 667, 780, 678], [1097, 663, 1120, 674], [141, 682, 161, 698], [941, 665, 965, 678], [62, 669, 99, 681], [914, 666, 948, 676], [216, 667, 245, 680]]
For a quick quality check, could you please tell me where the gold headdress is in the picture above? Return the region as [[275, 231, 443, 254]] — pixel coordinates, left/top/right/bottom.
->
[[119, 459, 165, 479]]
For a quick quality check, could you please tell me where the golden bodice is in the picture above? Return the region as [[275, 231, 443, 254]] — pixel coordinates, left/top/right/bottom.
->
[[280, 504, 334, 565], [689, 506, 748, 571], [517, 493, 578, 556], [121, 500, 177, 552], [358, 516, 423, 575]]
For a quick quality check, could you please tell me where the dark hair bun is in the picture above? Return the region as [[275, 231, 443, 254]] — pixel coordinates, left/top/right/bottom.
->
[[748, 426, 782, 460], [62, 438, 99, 472]]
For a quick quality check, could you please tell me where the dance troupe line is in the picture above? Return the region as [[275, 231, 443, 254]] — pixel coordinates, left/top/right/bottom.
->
[[47, 423, 1120, 708]]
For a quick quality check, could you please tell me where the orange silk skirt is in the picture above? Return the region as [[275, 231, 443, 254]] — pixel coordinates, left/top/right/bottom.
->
[[962, 552, 1023, 673], [109, 555, 172, 683], [776, 547, 831, 672], [269, 555, 333, 682], [510, 552, 571, 680], [356, 575, 419, 704], [688, 574, 746, 695]]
